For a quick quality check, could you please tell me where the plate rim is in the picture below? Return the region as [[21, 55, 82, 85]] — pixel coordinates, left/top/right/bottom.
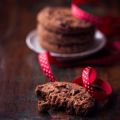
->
[[26, 30, 106, 58]]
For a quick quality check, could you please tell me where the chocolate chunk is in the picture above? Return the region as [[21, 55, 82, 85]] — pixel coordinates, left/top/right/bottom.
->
[[38, 100, 49, 112]]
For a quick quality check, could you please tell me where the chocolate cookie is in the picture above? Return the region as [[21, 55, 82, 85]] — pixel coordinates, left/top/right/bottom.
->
[[39, 38, 93, 54], [35, 82, 95, 116], [37, 7, 95, 34], [37, 25, 94, 45]]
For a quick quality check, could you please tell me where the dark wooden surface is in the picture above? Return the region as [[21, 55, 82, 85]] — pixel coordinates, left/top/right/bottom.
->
[[0, 0, 120, 120]]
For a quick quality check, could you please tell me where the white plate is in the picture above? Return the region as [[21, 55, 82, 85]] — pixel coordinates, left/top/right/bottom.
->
[[26, 30, 106, 60]]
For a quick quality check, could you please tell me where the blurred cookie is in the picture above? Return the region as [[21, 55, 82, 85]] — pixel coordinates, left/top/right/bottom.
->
[[37, 7, 95, 54], [39, 38, 93, 54], [37, 25, 94, 45], [37, 7, 95, 34]]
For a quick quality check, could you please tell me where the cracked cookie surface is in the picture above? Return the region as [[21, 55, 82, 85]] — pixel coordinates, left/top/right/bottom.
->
[[35, 82, 95, 116]]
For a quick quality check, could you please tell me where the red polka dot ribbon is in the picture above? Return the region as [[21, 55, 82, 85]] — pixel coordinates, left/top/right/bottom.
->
[[73, 67, 112, 101], [82, 66, 97, 84], [38, 52, 112, 101], [72, 0, 120, 36], [38, 52, 56, 82], [72, 0, 101, 25]]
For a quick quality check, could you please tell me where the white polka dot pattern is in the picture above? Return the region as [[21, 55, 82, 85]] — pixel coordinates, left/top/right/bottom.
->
[[82, 67, 96, 95], [38, 52, 56, 82]]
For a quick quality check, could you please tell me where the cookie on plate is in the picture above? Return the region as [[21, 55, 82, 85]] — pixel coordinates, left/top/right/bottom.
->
[[37, 7, 95, 54]]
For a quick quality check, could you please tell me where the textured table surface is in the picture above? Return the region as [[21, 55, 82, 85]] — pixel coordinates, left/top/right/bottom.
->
[[0, 0, 120, 120]]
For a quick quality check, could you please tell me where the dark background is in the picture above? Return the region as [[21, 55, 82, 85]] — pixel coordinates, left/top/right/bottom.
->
[[0, 0, 120, 120]]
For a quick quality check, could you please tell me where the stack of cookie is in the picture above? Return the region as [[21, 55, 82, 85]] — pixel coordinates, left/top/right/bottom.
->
[[37, 7, 95, 54]]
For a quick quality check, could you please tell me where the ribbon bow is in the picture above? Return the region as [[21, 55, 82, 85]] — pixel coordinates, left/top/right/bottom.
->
[[38, 52, 112, 102]]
